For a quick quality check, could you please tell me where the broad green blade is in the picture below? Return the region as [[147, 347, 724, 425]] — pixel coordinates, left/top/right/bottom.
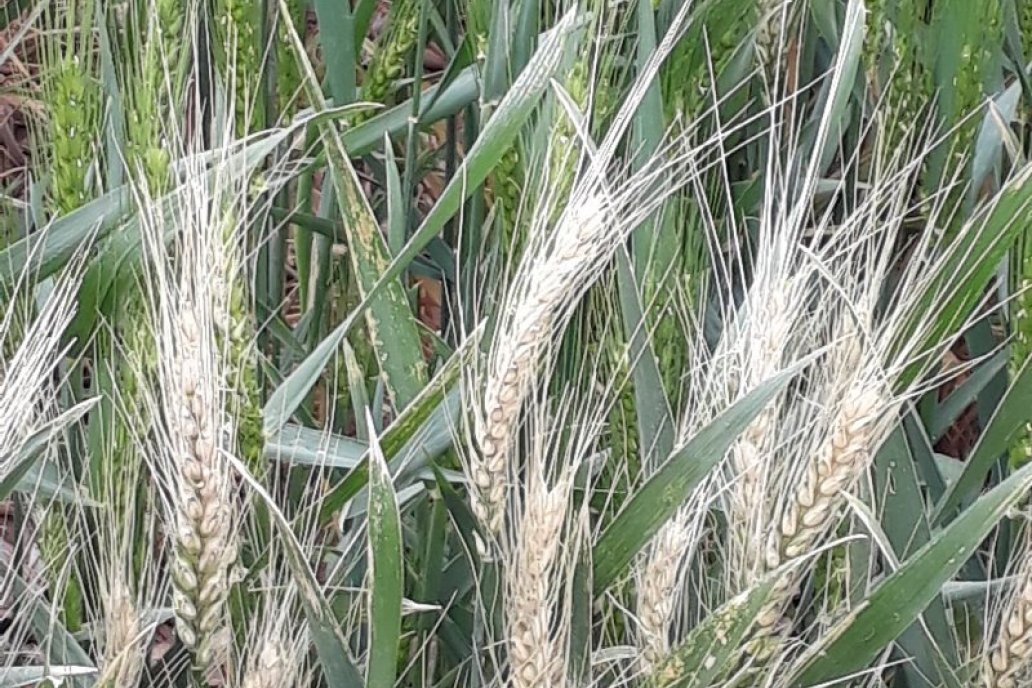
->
[[649, 567, 784, 688], [896, 166, 1032, 388], [226, 453, 363, 686], [616, 247, 675, 467], [872, 425, 961, 686], [365, 415, 404, 688], [934, 349, 1032, 525], [930, 348, 1007, 443], [791, 459, 1032, 686], [283, 0, 428, 412], [593, 363, 802, 593], [11, 572, 92, 671]]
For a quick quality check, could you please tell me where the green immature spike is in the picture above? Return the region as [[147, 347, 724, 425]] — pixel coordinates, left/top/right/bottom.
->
[[217, 205, 265, 477], [358, 0, 420, 120], [866, 0, 932, 155], [276, 0, 306, 115], [49, 55, 98, 216], [492, 144, 525, 255], [121, 0, 188, 192], [945, 1, 1002, 166], [1010, 239, 1032, 468], [216, 0, 263, 132]]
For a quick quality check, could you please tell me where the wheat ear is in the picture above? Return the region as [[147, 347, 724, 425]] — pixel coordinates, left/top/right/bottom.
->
[[507, 470, 571, 688], [986, 528, 1032, 687], [167, 304, 238, 671], [637, 510, 694, 674], [95, 580, 145, 688], [240, 639, 294, 688], [756, 372, 889, 646], [136, 148, 240, 674], [473, 187, 614, 535]]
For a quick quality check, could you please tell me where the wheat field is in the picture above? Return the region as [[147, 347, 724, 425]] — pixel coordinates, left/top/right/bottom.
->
[[0, 0, 1031, 686]]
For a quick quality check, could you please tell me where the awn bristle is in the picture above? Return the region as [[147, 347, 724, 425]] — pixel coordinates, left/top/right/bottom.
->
[[986, 529, 1032, 687], [507, 472, 571, 688], [167, 304, 238, 672]]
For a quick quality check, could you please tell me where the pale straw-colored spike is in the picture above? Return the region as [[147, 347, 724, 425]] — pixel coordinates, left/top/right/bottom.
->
[[167, 302, 238, 672], [507, 472, 571, 688], [986, 528, 1032, 687], [473, 188, 613, 535], [240, 639, 294, 688], [637, 511, 693, 674], [95, 580, 145, 688]]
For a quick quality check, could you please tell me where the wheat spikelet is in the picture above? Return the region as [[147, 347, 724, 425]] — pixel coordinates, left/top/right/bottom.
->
[[217, 0, 262, 132], [48, 53, 98, 215], [723, 278, 798, 587]]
